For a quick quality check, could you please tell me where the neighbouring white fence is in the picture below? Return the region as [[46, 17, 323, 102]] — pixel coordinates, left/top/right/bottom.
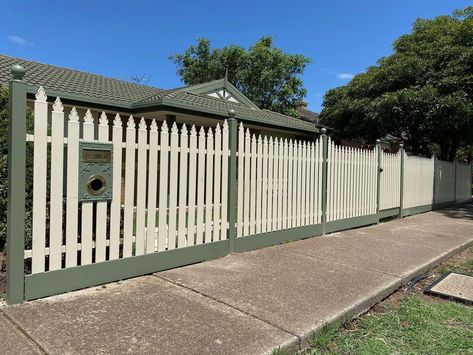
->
[[434, 160, 455, 204], [380, 151, 401, 210], [456, 163, 472, 202], [236, 124, 323, 237], [27, 87, 229, 274], [403, 154, 435, 209], [326, 141, 377, 222]]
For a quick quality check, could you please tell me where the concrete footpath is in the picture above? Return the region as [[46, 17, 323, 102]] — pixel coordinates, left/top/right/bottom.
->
[[1, 204, 473, 355]]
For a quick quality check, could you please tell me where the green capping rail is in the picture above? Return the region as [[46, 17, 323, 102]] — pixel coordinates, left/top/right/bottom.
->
[[7, 66, 473, 303]]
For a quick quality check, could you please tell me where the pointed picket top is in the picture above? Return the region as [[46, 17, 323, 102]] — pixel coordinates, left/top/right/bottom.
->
[[263, 135, 268, 144], [127, 115, 135, 129], [257, 134, 263, 144], [171, 121, 178, 134], [113, 113, 122, 127], [251, 134, 256, 144], [284, 138, 288, 147], [53, 97, 63, 112], [215, 123, 221, 135], [68, 107, 79, 122], [139, 117, 146, 130], [269, 136, 274, 145], [207, 126, 214, 139], [190, 125, 197, 136], [245, 128, 250, 139], [35, 86, 47, 102], [239, 122, 244, 134], [181, 123, 188, 135], [199, 125, 206, 138], [150, 119, 158, 132], [99, 112, 108, 125], [160, 119, 168, 133], [84, 109, 94, 124], [222, 120, 228, 131]]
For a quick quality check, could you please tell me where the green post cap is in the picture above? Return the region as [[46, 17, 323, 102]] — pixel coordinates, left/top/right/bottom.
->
[[399, 143, 404, 149], [11, 64, 26, 80], [376, 139, 381, 144], [320, 128, 327, 134], [228, 109, 236, 118]]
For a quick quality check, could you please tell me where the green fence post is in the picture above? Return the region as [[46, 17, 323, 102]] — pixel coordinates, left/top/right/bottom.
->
[[399, 144, 405, 218], [6, 65, 27, 304], [376, 139, 381, 221], [321, 128, 328, 234], [432, 155, 438, 207], [453, 159, 457, 204], [227, 109, 237, 253]]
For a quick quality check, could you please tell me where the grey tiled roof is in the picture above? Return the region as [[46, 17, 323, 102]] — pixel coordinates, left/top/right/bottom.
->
[[0, 54, 316, 132], [0, 54, 166, 106]]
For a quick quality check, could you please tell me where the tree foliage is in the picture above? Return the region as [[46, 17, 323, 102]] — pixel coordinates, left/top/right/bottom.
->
[[171, 37, 311, 117], [320, 7, 473, 160]]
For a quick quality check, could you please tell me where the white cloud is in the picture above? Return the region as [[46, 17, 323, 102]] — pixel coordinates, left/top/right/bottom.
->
[[7, 35, 34, 46], [336, 73, 354, 80]]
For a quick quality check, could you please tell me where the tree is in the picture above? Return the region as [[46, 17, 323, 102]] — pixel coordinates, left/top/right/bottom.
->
[[320, 7, 473, 160], [171, 37, 311, 117]]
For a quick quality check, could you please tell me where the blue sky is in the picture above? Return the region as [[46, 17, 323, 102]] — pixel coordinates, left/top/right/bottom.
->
[[1, 0, 470, 112]]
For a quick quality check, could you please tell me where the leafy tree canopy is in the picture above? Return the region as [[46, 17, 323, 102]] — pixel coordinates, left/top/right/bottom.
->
[[320, 7, 473, 160], [170, 36, 311, 117]]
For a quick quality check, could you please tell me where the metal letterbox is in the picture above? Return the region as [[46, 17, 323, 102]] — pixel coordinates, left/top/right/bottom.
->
[[79, 142, 113, 201]]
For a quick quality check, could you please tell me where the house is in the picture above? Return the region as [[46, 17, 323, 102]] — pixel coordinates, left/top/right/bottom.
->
[[0, 54, 317, 140]]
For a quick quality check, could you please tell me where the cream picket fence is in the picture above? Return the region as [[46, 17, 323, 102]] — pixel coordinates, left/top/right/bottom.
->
[[403, 154, 435, 209], [26, 88, 229, 274], [326, 141, 377, 222], [4, 83, 472, 303], [236, 125, 323, 237]]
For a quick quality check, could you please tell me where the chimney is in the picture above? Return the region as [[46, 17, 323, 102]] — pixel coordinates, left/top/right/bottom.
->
[[296, 100, 308, 109]]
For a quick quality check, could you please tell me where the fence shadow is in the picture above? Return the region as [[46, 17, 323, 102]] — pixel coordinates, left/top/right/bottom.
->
[[434, 201, 473, 221]]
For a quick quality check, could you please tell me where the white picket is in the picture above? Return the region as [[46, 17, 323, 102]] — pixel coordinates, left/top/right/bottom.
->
[[220, 121, 229, 240], [49, 97, 64, 271], [146, 120, 158, 253], [287, 139, 294, 229], [237, 123, 244, 238], [81, 109, 95, 265], [31, 87, 48, 273], [255, 135, 263, 234], [301, 142, 307, 225], [109, 114, 123, 260], [271, 138, 279, 231], [123, 116, 136, 257], [243, 129, 251, 236], [196, 126, 206, 244], [168, 123, 179, 249], [277, 138, 284, 230], [157, 121, 169, 251], [95, 112, 109, 262], [213, 124, 222, 241], [267, 137, 274, 231], [135, 118, 147, 256], [188, 126, 198, 245], [282, 139, 288, 229], [249, 134, 257, 235], [65, 107, 80, 268], [205, 127, 214, 242], [178, 124, 189, 248], [261, 136, 268, 234]]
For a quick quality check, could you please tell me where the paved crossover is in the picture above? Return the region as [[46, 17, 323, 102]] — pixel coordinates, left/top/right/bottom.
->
[[1, 204, 472, 354]]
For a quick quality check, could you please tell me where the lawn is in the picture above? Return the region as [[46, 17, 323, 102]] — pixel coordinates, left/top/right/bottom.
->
[[273, 247, 473, 355]]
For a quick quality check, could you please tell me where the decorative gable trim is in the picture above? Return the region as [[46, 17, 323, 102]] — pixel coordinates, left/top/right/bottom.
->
[[184, 79, 260, 110]]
